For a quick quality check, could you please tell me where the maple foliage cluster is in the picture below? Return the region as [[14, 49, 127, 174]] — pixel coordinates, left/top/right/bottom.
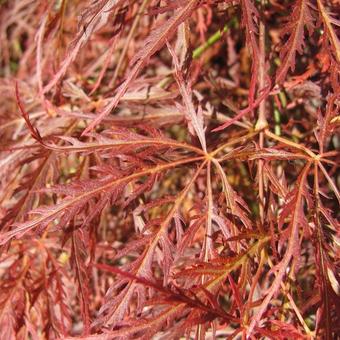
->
[[0, 0, 339, 339]]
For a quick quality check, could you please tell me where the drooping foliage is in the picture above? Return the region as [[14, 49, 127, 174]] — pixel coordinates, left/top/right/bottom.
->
[[0, 0, 339, 339]]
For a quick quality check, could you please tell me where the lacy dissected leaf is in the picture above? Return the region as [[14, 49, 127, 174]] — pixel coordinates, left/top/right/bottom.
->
[[0, 156, 202, 245], [92, 262, 235, 339], [213, 160, 252, 230], [317, 0, 340, 64], [46, 255, 72, 336], [316, 94, 339, 153], [167, 42, 207, 151], [240, 0, 260, 104], [176, 236, 269, 283], [0, 150, 54, 231], [0, 256, 29, 339], [1, 0, 339, 338], [93, 162, 205, 328], [258, 320, 306, 339], [70, 229, 91, 334], [276, 0, 315, 84], [44, 128, 203, 157], [247, 163, 311, 335], [83, 0, 198, 134], [43, 0, 123, 94], [1, 96, 78, 233]]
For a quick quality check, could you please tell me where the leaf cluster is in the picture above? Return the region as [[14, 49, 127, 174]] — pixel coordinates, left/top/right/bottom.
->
[[0, 0, 339, 339]]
